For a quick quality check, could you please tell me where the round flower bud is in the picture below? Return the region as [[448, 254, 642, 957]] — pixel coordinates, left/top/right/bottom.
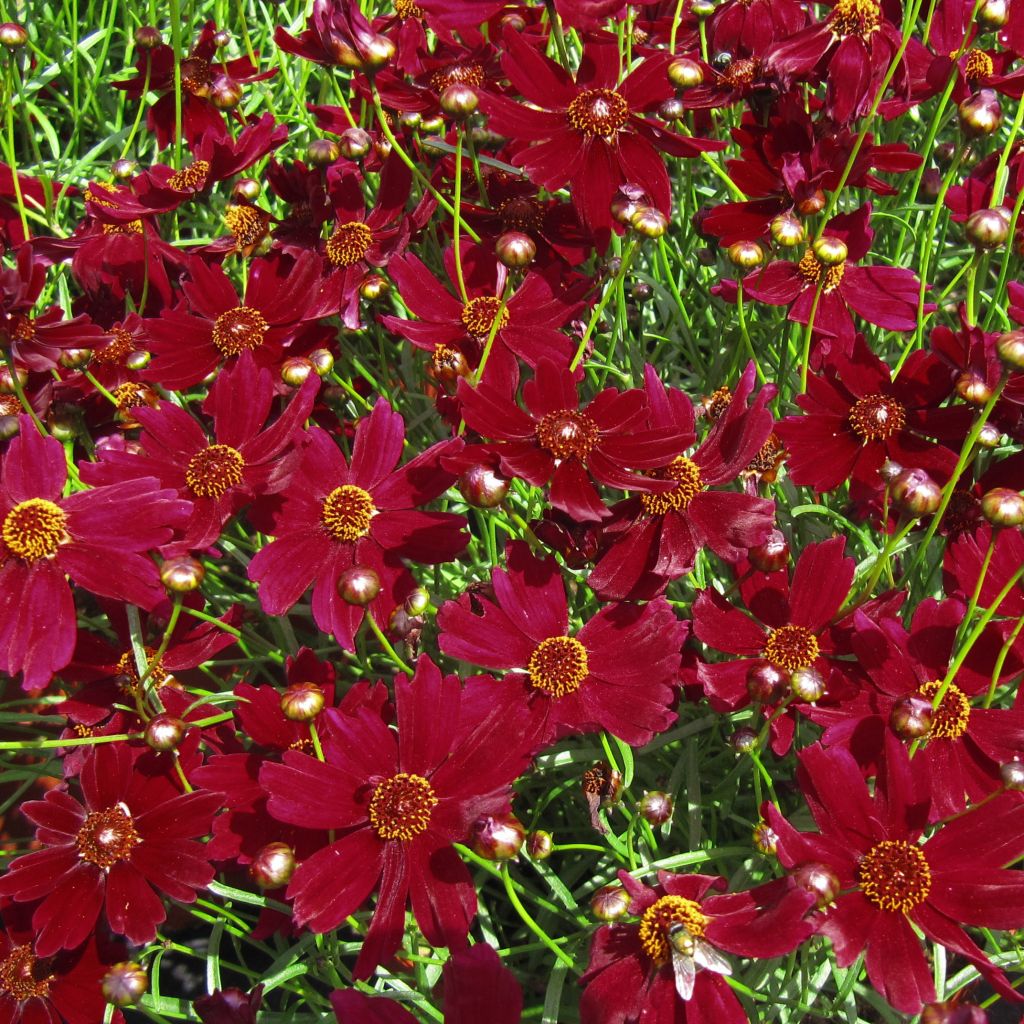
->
[[233, 177, 261, 203], [59, 348, 92, 369], [363, 34, 396, 68], [309, 348, 334, 377], [134, 25, 162, 48], [812, 236, 848, 265], [112, 158, 137, 180], [977, 422, 1001, 447], [1000, 760, 1024, 790], [211, 76, 243, 110], [752, 820, 778, 855], [610, 188, 646, 225], [966, 207, 1010, 249], [213, 29, 231, 48], [103, 962, 149, 1007], [420, 114, 446, 134], [796, 189, 826, 215], [469, 813, 525, 860], [526, 829, 553, 859], [0, 416, 19, 440], [892, 468, 942, 516], [981, 487, 1024, 527], [639, 791, 674, 826], [790, 666, 826, 702], [632, 281, 653, 302], [458, 463, 509, 508], [0, 22, 28, 47], [793, 863, 841, 909], [922, 1000, 988, 1024], [249, 841, 296, 888], [591, 884, 632, 921], [281, 357, 314, 387], [432, 345, 470, 383], [748, 530, 789, 572], [440, 82, 479, 119], [955, 370, 993, 404], [667, 58, 704, 89], [959, 89, 1002, 136], [890, 695, 934, 740], [501, 11, 527, 29], [879, 459, 905, 484], [977, 0, 1009, 25], [47, 410, 78, 443], [399, 111, 422, 130], [726, 240, 764, 268], [746, 662, 786, 703], [770, 212, 805, 247], [0, 365, 27, 393], [337, 566, 381, 606], [404, 588, 430, 617], [307, 138, 340, 166], [338, 127, 372, 159], [659, 96, 686, 121], [160, 555, 205, 592], [731, 726, 759, 752], [692, 0, 716, 17], [630, 206, 668, 238], [280, 682, 324, 721], [144, 714, 186, 752], [495, 230, 536, 269], [360, 273, 388, 301], [125, 350, 151, 370], [996, 329, 1024, 369]]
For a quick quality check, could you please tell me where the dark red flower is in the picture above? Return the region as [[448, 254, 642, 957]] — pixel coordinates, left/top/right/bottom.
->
[[0, 743, 221, 955], [259, 657, 539, 978], [194, 985, 263, 1024]]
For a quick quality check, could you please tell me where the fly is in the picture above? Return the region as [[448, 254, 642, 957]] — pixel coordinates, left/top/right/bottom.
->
[[666, 923, 733, 1001]]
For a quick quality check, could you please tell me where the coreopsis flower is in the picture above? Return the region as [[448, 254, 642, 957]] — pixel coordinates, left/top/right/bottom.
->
[[142, 251, 321, 389], [274, 0, 394, 69], [580, 869, 815, 1024], [259, 657, 539, 979], [773, 336, 962, 493], [458, 357, 684, 522], [0, 743, 222, 955], [437, 541, 685, 746], [766, 738, 1024, 1014], [479, 28, 724, 234], [0, 163, 71, 252], [0, 416, 191, 689], [82, 351, 318, 549], [710, 0, 808, 53], [589, 362, 776, 601], [248, 399, 467, 649], [194, 985, 263, 1024], [741, 204, 930, 348], [944, 523, 1024, 617]]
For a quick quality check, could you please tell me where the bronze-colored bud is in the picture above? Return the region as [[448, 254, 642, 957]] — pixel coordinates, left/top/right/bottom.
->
[[160, 555, 205, 592], [526, 829, 553, 859], [404, 587, 430, 616], [0, 22, 28, 47], [638, 791, 674, 826], [980, 487, 1024, 527], [748, 530, 789, 572], [440, 82, 478, 119], [307, 138, 340, 167], [977, 0, 1009, 25], [363, 34, 396, 68], [249, 841, 296, 888], [281, 357, 313, 387], [659, 96, 686, 121], [746, 662, 786, 703], [469, 813, 525, 860], [211, 76, 243, 109], [977, 422, 1001, 447], [667, 58, 704, 89], [495, 230, 536, 269], [308, 348, 333, 377], [796, 189, 826, 215], [630, 206, 668, 238], [102, 962, 148, 1006], [812, 236, 848, 265], [112, 158, 137, 180], [955, 369, 993, 404], [233, 177, 261, 202], [1000, 760, 1024, 790], [731, 726, 758, 752], [892, 468, 942, 516], [770, 212, 805, 247], [996, 329, 1024, 368], [134, 25, 161, 48], [752, 819, 779, 855], [125, 350, 151, 370], [280, 682, 324, 721], [790, 666, 826, 702], [591, 884, 632, 921], [959, 89, 1002, 136], [144, 714, 186, 751], [793, 863, 841, 908], [338, 127, 372, 159], [458, 463, 510, 508], [726, 240, 764, 268], [890, 695, 934, 739], [360, 273, 388, 301], [337, 566, 381, 606], [212, 29, 230, 48], [59, 348, 92, 369], [965, 207, 1010, 249]]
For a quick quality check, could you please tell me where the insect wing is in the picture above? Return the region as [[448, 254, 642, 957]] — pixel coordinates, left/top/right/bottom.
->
[[693, 938, 733, 977], [670, 946, 696, 1001]]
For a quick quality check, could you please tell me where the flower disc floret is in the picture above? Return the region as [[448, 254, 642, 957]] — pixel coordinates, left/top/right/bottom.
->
[[641, 456, 705, 515], [186, 444, 246, 499], [224, 206, 268, 250], [0, 945, 51, 1000], [368, 772, 438, 841], [460, 296, 510, 337], [115, 647, 167, 691], [857, 839, 932, 913], [797, 248, 846, 292], [536, 410, 600, 461], [762, 624, 819, 671], [963, 49, 994, 80], [3, 498, 67, 561], [917, 680, 971, 740], [321, 484, 376, 542], [430, 63, 485, 93], [212, 306, 269, 356], [848, 394, 906, 441], [829, 0, 881, 38], [528, 636, 590, 697], [168, 159, 210, 191], [75, 804, 140, 869], [394, 0, 423, 16], [498, 197, 544, 232], [567, 89, 629, 137], [326, 221, 373, 267], [638, 895, 709, 964]]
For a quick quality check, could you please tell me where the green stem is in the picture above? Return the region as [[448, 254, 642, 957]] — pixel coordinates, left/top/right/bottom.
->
[[501, 863, 575, 970], [365, 610, 413, 675]]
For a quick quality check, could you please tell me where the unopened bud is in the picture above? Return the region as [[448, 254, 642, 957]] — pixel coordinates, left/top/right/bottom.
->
[[955, 370, 993, 404], [770, 212, 805, 247], [458, 463, 509, 508], [59, 348, 92, 369], [667, 58, 704, 89], [977, 0, 1009, 25], [112, 158, 137, 180], [469, 813, 525, 860], [812, 236, 848, 265], [144, 714, 186, 751], [280, 682, 324, 721], [996, 329, 1024, 369], [337, 566, 381, 606], [748, 530, 789, 572], [793, 863, 841, 908], [281, 357, 313, 387], [790, 666, 826, 702], [526, 830, 553, 859], [591, 884, 632, 921], [210, 76, 243, 110], [796, 189, 826, 216], [495, 230, 536, 269], [249, 842, 296, 888], [890, 695, 934, 739], [360, 273, 388, 301], [638, 791, 674, 826], [747, 662, 786, 703], [1000, 760, 1024, 790], [892, 468, 942, 516], [134, 25, 161, 48], [160, 555, 205, 592], [731, 726, 758, 752], [726, 241, 764, 268], [659, 96, 686, 121], [753, 820, 778, 855], [103, 962, 149, 1007], [959, 89, 1002, 136], [966, 207, 1010, 249], [980, 487, 1024, 526], [307, 138, 340, 166], [630, 206, 668, 238], [0, 22, 28, 47], [440, 82, 478, 119]]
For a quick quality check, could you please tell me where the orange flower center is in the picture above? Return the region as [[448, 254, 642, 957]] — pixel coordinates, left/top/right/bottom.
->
[[186, 444, 246, 499], [93, 326, 136, 365], [963, 49, 994, 81], [536, 410, 599, 461], [498, 196, 544, 233], [430, 62, 485, 93], [848, 394, 906, 441], [0, 944, 52, 1000], [796, 248, 846, 292], [326, 221, 373, 267], [762, 624, 819, 672], [180, 56, 212, 94], [224, 205, 270, 253], [3, 499, 67, 561], [115, 647, 167, 692], [917, 680, 971, 740], [321, 485, 376, 542], [461, 296, 510, 337], [829, 0, 881, 38], [113, 381, 154, 412], [567, 88, 629, 136], [212, 306, 269, 356], [167, 159, 210, 191], [723, 56, 761, 87], [368, 772, 437, 840], [858, 839, 932, 912], [75, 804, 141, 869], [638, 895, 709, 964], [641, 456, 705, 515], [527, 636, 589, 697], [394, 0, 423, 16]]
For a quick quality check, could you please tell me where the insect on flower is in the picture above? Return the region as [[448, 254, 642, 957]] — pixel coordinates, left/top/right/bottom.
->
[[666, 922, 733, 1001]]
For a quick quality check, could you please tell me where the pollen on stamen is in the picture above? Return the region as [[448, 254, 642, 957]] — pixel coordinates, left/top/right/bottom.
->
[[917, 679, 971, 740], [847, 394, 907, 441], [498, 196, 544, 233], [2, 498, 67, 562], [224, 204, 270, 254], [168, 159, 211, 192], [75, 804, 141, 870], [186, 444, 246, 499], [461, 296, 510, 337], [0, 944, 53, 1001], [536, 409, 600, 461], [638, 895, 709, 964], [858, 839, 932, 913], [762, 624, 819, 672], [796, 248, 846, 292], [368, 772, 438, 841], [566, 89, 629, 137], [321, 484, 376, 542], [211, 306, 270, 357], [325, 221, 373, 267], [430, 62, 485, 93], [115, 647, 168, 692], [829, 0, 882, 39], [641, 456, 705, 515], [962, 49, 994, 81], [528, 635, 590, 697], [93, 326, 136, 365]]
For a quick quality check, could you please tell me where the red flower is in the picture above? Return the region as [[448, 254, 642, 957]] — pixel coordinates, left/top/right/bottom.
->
[[480, 29, 724, 234], [0, 743, 221, 955], [258, 657, 539, 979], [248, 400, 466, 650], [438, 541, 685, 746], [767, 737, 1024, 1014], [0, 417, 191, 690]]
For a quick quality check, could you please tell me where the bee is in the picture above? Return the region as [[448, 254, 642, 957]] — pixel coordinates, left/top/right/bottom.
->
[[666, 923, 733, 1001]]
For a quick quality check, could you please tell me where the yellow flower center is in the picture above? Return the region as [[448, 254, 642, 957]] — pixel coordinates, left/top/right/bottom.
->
[[567, 89, 629, 136], [325, 221, 373, 267], [368, 772, 437, 840], [212, 306, 269, 356], [461, 296, 510, 337], [321, 485, 376, 542], [858, 839, 932, 913], [796, 248, 846, 292], [640, 456, 705, 515], [847, 394, 906, 442], [186, 444, 246, 499], [3, 498, 67, 561], [527, 636, 590, 697], [638, 895, 709, 964], [762, 624, 819, 672], [917, 679, 971, 741], [536, 410, 599, 461]]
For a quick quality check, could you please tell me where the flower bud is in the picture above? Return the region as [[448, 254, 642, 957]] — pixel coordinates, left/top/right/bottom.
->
[[1000, 760, 1024, 790], [134, 25, 161, 48], [210, 76, 243, 110], [526, 829, 553, 859], [747, 662, 786, 703], [770, 212, 805, 247], [281, 357, 314, 387], [501, 11, 527, 29], [337, 566, 381, 606], [307, 349, 332, 377], [731, 726, 758, 752], [954, 370, 993, 404], [112, 158, 137, 180], [726, 240, 764, 268], [996, 329, 1024, 368], [977, 422, 1001, 447], [965, 207, 1010, 249], [160, 555, 205, 592], [632, 282, 653, 302], [812, 236, 848, 265], [469, 813, 525, 860], [667, 58, 704, 89], [400, 111, 422, 130], [793, 863, 840, 908], [922, 1000, 989, 1024], [144, 714, 186, 752], [495, 230, 536, 269], [432, 345, 470, 383], [892, 468, 942, 516], [233, 177, 261, 202], [125, 350, 151, 370], [591, 884, 632, 921], [59, 348, 92, 369], [103, 962, 149, 1007], [0, 416, 19, 440], [753, 820, 778, 855], [440, 82, 479, 119], [306, 138, 340, 166], [890, 695, 934, 740], [0, 365, 26, 393], [458, 463, 509, 508], [879, 459, 904, 483], [639, 791, 674, 826], [659, 96, 686, 121], [363, 34, 396, 68], [630, 206, 668, 238], [981, 487, 1024, 527], [610, 187, 646, 226], [748, 530, 789, 572], [977, 0, 1009, 25], [790, 666, 826, 702], [692, 0, 716, 17], [212, 29, 231, 48], [335, 127, 370, 160], [0, 22, 28, 47], [249, 842, 296, 888], [959, 89, 1002, 136], [280, 682, 324, 721], [360, 273, 388, 301], [796, 189, 826, 216]]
